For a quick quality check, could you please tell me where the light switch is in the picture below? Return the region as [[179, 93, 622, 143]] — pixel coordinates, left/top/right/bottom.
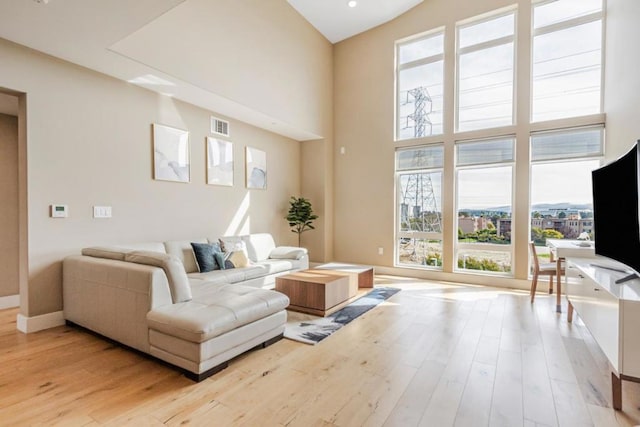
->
[[93, 206, 112, 218]]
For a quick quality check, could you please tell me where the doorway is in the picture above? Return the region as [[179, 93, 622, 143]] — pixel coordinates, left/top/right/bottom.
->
[[0, 91, 21, 310]]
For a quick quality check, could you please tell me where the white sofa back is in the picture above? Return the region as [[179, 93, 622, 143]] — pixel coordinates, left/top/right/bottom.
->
[[83, 233, 296, 276], [162, 233, 280, 273], [241, 233, 276, 262], [164, 239, 207, 274]]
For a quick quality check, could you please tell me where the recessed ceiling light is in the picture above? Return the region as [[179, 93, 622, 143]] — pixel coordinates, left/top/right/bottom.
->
[[347, 1, 357, 8]]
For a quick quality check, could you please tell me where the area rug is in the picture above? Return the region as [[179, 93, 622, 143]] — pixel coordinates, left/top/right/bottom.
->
[[284, 287, 400, 345]]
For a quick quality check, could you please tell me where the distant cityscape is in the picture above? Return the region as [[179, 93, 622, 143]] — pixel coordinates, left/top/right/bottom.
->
[[398, 203, 594, 269], [458, 204, 594, 240], [401, 203, 595, 240]]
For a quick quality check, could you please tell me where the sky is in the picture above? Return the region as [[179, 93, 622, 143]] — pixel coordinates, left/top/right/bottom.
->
[[456, 160, 598, 210], [402, 158, 599, 212], [398, 0, 603, 211]]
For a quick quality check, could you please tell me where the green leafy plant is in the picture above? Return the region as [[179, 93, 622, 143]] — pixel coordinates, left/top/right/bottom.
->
[[286, 196, 318, 247]]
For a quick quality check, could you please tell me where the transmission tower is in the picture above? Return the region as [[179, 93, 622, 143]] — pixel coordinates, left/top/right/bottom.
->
[[399, 86, 439, 264], [404, 86, 433, 138], [401, 173, 442, 233]]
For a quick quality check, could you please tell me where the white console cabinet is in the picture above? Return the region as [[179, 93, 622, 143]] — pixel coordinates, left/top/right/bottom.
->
[[565, 256, 640, 410]]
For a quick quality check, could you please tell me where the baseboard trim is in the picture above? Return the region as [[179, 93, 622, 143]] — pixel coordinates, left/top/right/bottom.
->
[[17, 310, 65, 333], [0, 294, 19, 310]]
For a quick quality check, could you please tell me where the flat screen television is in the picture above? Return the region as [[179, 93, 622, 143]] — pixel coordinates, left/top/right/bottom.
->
[[592, 141, 640, 282]]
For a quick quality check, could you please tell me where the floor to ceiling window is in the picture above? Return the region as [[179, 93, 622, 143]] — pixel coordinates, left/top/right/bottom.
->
[[528, 0, 605, 261], [394, 0, 604, 278]]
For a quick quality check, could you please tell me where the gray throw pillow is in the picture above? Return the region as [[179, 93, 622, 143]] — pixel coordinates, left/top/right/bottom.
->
[[190, 242, 221, 273]]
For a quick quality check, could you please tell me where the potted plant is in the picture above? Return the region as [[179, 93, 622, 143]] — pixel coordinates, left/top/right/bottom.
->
[[286, 196, 318, 247]]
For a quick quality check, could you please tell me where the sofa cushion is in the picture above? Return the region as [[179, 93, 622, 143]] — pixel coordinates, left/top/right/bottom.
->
[[164, 239, 207, 274], [124, 251, 192, 303], [217, 236, 243, 252], [188, 270, 230, 286], [190, 242, 222, 273], [217, 268, 247, 283], [241, 233, 276, 262], [218, 239, 251, 269], [146, 284, 290, 343], [81, 246, 132, 261], [269, 246, 308, 260], [213, 252, 227, 270], [256, 259, 296, 275], [225, 249, 251, 268], [243, 265, 268, 280], [188, 268, 247, 285]]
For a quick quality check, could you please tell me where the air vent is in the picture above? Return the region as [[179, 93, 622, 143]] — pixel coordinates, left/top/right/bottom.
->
[[211, 116, 230, 137]]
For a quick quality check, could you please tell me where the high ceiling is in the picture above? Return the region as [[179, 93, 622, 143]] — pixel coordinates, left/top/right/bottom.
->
[[287, 0, 423, 43], [0, 0, 421, 139]]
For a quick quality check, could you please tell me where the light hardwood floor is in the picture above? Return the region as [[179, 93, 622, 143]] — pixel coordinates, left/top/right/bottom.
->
[[1, 275, 639, 426]]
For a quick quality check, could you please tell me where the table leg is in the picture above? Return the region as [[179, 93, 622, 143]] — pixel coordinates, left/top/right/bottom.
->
[[549, 250, 556, 294], [612, 372, 622, 410], [567, 301, 574, 323], [556, 257, 563, 313]]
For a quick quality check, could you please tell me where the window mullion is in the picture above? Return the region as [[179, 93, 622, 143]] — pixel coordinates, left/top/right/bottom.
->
[[533, 11, 603, 37], [398, 53, 445, 71], [457, 35, 514, 56]]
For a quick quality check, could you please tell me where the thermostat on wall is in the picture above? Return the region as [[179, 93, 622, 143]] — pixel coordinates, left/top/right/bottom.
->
[[50, 204, 68, 218]]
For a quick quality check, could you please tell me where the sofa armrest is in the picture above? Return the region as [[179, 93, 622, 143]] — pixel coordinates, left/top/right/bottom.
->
[[81, 247, 192, 304], [269, 246, 308, 260], [62, 255, 174, 353], [125, 251, 192, 303]]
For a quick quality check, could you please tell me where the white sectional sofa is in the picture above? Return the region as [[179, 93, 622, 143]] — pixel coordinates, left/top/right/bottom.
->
[[62, 233, 307, 381]]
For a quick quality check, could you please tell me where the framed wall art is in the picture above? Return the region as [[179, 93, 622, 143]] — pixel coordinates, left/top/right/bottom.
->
[[206, 137, 234, 186], [245, 146, 267, 189], [152, 123, 190, 183]]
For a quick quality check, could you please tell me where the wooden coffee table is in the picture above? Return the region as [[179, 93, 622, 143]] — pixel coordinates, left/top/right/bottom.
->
[[314, 263, 374, 288], [275, 270, 357, 317]]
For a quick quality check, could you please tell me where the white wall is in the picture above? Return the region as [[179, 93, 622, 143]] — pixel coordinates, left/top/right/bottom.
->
[[604, 0, 640, 159], [0, 0, 336, 320], [0, 38, 302, 317]]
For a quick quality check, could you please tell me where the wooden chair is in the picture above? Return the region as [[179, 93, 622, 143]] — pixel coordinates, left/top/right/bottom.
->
[[529, 242, 564, 303]]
